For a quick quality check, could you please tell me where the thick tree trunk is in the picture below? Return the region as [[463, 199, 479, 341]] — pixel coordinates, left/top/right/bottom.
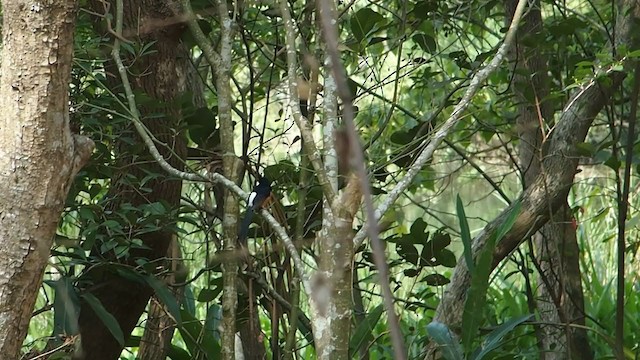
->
[[0, 0, 94, 357], [505, 1, 593, 358], [75, 1, 188, 359], [137, 41, 207, 360], [310, 218, 354, 360]]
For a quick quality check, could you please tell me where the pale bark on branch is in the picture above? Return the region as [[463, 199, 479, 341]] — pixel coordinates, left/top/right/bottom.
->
[[279, 0, 338, 207], [353, 0, 530, 249]]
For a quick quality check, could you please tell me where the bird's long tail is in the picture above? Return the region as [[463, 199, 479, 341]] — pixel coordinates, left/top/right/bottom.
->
[[238, 209, 255, 245]]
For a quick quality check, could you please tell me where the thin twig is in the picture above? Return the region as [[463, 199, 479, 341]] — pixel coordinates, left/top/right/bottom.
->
[[28, 335, 79, 360]]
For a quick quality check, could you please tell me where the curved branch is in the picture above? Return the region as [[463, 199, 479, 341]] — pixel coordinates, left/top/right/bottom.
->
[[111, 0, 309, 294]]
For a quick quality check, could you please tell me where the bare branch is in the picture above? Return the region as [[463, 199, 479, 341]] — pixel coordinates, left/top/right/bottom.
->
[[353, 0, 530, 248]]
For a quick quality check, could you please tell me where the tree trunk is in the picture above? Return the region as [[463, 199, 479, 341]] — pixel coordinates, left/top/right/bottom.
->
[[306, 63, 355, 359], [535, 205, 592, 359], [137, 39, 208, 360], [505, 0, 593, 358], [310, 175, 361, 359], [75, 1, 188, 359], [0, 0, 94, 357], [138, 238, 184, 360]]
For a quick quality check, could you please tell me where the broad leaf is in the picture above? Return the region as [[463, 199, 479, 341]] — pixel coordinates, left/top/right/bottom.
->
[[350, 8, 385, 42], [461, 201, 521, 352], [413, 33, 437, 53], [145, 275, 182, 324], [178, 307, 221, 359], [426, 321, 463, 360], [456, 195, 475, 272], [350, 304, 384, 356], [47, 277, 80, 338], [81, 293, 124, 346], [473, 314, 533, 360]]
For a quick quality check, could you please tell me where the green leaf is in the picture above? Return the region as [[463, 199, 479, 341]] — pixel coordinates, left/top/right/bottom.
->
[[604, 155, 621, 171], [403, 268, 421, 277], [576, 142, 596, 156], [430, 232, 451, 250], [167, 345, 193, 360], [204, 304, 222, 340], [145, 276, 182, 324], [81, 293, 124, 346], [78, 206, 95, 221], [426, 321, 464, 360], [350, 305, 384, 356], [435, 249, 457, 268], [473, 314, 533, 360], [178, 307, 221, 358], [461, 201, 521, 352], [420, 232, 452, 266], [185, 107, 218, 148], [183, 284, 196, 316], [409, 218, 429, 243], [422, 273, 450, 286], [495, 201, 521, 241], [456, 195, 474, 272], [390, 129, 415, 145], [350, 8, 385, 42], [47, 277, 80, 338], [197, 288, 220, 302], [397, 240, 419, 265], [413, 33, 437, 53]]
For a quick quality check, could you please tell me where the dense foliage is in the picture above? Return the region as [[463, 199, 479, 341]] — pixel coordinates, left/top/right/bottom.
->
[[17, 0, 640, 359]]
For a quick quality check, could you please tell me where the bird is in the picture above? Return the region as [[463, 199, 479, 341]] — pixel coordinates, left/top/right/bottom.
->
[[238, 176, 272, 244]]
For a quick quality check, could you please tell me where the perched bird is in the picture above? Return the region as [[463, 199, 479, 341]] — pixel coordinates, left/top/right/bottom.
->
[[238, 176, 272, 244]]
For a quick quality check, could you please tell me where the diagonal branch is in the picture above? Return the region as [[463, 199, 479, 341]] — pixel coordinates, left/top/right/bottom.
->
[[353, 0, 530, 249], [110, 0, 310, 294], [175, 0, 222, 71]]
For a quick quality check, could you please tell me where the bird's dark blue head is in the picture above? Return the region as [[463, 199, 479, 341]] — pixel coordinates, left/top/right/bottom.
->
[[256, 176, 272, 192]]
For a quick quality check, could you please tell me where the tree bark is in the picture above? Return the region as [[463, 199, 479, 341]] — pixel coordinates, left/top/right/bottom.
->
[[75, 1, 188, 359], [214, 2, 242, 358], [535, 205, 592, 359], [426, 1, 640, 357], [0, 0, 94, 357], [505, 0, 593, 358], [310, 175, 361, 359], [138, 238, 184, 360]]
